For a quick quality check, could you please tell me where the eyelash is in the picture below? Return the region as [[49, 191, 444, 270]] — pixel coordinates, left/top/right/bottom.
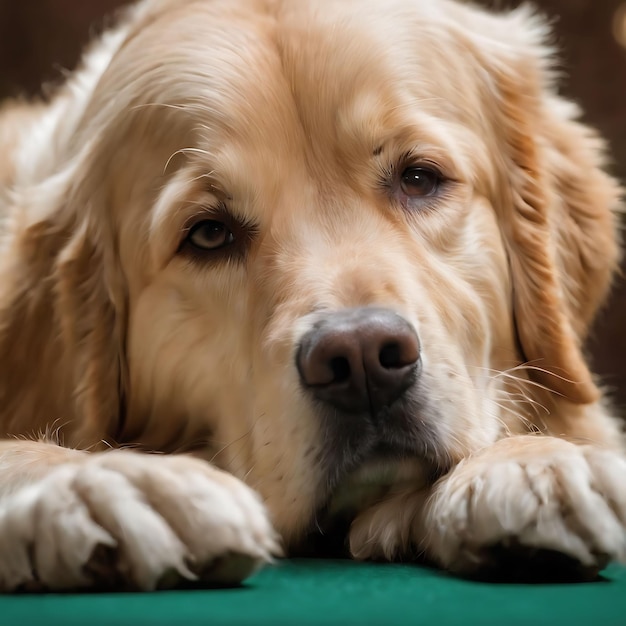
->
[[376, 152, 448, 198], [378, 151, 429, 182]]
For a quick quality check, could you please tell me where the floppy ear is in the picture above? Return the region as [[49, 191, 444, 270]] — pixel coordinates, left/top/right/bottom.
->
[[469, 8, 622, 404], [0, 149, 128, 445]]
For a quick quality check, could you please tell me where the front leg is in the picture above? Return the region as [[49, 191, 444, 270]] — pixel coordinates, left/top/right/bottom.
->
[[0, 441, 280, 591], [350, 436, 626, 578]]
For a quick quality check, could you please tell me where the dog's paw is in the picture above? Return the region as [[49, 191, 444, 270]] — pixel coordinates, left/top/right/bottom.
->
[[0, 451, 280, 591], [425, 437, 626, 577], [348, 488, 428, 561]]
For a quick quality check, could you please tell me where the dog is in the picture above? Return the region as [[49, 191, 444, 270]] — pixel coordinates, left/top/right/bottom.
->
[[0, 0, 624, 591]]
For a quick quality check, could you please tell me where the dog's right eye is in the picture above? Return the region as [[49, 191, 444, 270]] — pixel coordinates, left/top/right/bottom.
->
[[186, 220, 235, 251]]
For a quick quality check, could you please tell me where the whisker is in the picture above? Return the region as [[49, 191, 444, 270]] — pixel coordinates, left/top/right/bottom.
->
[[207, 412, 265, 465], [163, 146, 215, 174]]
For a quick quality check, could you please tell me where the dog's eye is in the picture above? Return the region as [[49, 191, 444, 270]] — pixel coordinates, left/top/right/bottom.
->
[[400, 167, 441, 198], [187, 220, 235, 251]]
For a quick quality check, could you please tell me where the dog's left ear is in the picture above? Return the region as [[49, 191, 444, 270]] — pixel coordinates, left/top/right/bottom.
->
[[466, 7, 622, 404]]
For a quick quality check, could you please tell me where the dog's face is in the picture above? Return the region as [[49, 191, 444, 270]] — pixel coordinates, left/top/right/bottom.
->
[[13, 0, 618, 545], [111, 0, 513, 538]]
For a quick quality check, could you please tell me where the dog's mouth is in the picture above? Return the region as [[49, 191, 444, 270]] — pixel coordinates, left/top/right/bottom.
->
[[292, 443, 443, 557], [287, 387, 449, 556], [325, 449, 430, 514]]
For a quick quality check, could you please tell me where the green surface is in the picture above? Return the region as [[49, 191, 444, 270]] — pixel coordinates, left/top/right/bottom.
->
[[2, 559, 626, 625]]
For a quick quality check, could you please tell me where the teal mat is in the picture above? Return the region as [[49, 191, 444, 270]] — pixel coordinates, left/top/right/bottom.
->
[[2, 559, 625, 625]]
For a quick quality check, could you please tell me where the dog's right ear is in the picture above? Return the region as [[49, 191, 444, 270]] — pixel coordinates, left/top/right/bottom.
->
[[0, 128, 128, 446], [0, 3, 144, 445]]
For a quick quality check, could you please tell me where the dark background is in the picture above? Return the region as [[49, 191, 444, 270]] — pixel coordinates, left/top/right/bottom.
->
[[1, 0, 625, 413]]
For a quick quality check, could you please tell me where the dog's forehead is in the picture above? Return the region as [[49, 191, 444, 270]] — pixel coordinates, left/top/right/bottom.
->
[[103, 0, 494, 227], [119, 0, 481, 145]]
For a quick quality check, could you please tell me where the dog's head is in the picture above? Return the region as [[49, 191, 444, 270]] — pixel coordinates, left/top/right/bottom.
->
[[1, 0, 621, 545]]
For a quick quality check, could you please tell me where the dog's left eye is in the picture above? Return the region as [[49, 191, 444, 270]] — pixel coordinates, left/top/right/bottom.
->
[[400, 167, 442, 198], [187, 220, 235, 251]]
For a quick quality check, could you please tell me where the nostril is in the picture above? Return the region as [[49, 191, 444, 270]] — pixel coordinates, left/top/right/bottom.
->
[[330, 356, 351, 383], [379, 342, 402, 369]]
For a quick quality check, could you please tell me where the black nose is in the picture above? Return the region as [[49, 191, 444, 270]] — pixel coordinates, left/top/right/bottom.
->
[[296, 307, 421, 414]]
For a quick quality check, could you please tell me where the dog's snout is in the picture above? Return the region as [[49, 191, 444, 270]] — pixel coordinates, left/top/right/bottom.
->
[[296, 308, 420, 414]]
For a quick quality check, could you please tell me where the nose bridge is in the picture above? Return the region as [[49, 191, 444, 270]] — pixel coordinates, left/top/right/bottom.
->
[[256, 188, 419, 358], [334, 260, 406, 309], [286, 204, 412, 310]]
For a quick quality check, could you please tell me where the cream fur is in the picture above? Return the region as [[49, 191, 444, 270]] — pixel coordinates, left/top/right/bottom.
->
[[0, 0, 624, 591]]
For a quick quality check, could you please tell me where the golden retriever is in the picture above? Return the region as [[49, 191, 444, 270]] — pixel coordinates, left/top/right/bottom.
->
[[0, 0, 625, 591]]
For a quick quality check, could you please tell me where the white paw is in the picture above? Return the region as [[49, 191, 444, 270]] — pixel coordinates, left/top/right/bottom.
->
[[0, 451, 280, 591], [426, 438, 626, 576]]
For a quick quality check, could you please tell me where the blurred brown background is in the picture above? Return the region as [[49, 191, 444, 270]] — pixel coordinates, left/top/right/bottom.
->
[[1, 0, 625, 413]]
